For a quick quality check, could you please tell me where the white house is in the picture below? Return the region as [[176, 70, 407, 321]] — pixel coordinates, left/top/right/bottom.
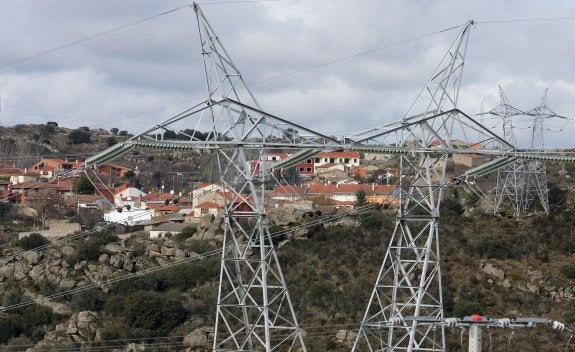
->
[[313, 150, 360, 173], [113, 185, 146, 207]]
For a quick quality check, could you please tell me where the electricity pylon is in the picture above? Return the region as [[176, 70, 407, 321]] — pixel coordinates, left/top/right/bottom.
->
[[488, 87, 532, 217], [87, 3, 338, 351], [489, 88, 567, 217], [521, 89, 568, 215], [191, 4, 315, 351], [346, 20, 511, 352]]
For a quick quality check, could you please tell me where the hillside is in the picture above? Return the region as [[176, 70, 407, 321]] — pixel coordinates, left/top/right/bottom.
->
[[0, 123, 129, 167], [0, 195, 574, 351]]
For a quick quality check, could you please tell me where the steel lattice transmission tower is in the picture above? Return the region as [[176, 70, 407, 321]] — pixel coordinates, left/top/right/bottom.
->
[[488, 87, 532, 217], [489, 88, 566, 217], [86, 4, 340, 351], [347, 20, 509, 352], [522, 89, 568, 215], [192, 4, 308, 351]]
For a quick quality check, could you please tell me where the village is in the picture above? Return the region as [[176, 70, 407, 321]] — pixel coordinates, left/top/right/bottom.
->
[[0, 146, 488, 240]]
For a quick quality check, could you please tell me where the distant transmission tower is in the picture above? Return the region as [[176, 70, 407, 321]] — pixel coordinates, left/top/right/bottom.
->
[[489, 87, 532, 217], [191, 4, 307, 351], [490, 88, 566, 217], [522, 89, 567, 215]]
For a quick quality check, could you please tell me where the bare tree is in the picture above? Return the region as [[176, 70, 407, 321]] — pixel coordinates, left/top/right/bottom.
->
[[27, 189, 63, 229]]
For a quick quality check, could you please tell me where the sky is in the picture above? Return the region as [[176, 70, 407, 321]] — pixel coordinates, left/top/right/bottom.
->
[[0, 0, 574, 148]]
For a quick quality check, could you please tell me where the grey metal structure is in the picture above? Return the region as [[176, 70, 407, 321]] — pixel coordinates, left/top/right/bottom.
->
[[347, 20, 507, 352], [489, 88, 566, 217], [193, 5, 307, 351], [487, 87, 532, 217], [86, 3, 339, 351], [521, 89, 568, 215]]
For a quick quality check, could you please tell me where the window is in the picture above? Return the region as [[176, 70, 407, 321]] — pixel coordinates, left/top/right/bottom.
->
[[315, 158, 320, 163], [306, 167, 312, 172], [299, 167, 304, 172], [306, 159, 312, 163], [344, 158, 349, 163], [201, 208, 209, 215], [330, 158, 335, 163]]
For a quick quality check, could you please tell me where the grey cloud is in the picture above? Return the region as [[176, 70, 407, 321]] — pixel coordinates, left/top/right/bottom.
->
[[1, 0, 574, 147]]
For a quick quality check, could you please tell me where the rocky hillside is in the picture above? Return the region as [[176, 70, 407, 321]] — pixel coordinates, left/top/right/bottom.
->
[[0, 123, 126, 167], [0, 197, 574, 351]]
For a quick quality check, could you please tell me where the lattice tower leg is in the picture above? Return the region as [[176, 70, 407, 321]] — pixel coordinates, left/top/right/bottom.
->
[[353, 153, 446, 352], [212, 148, 306, 352]]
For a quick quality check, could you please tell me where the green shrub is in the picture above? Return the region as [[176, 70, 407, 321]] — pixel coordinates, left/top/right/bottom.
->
[[18, 233, 49, 250], [124, 291, 187, 336], [70, 289, 104, 311], [131, 242, 146, 257], [560, 265, 575, 280], [0, 316, 21, 344], [103, 296, 127, 316], [360, 210, 384, 228], [466, 234, 516, 259], [76, 231, 119, 261]]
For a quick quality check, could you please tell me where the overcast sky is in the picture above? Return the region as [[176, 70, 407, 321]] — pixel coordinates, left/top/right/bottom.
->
[[0, 0, 574, 148]]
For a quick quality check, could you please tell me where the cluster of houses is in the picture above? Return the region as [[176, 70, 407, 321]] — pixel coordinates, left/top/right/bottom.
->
[[1, 147, 488, 237]]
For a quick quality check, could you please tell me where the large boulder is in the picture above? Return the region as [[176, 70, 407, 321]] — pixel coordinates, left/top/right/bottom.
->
[[481, 262, 505, 281], [184, 326, 214, 351], [23, 251, 41, 265], [104, 243, 125, 254]]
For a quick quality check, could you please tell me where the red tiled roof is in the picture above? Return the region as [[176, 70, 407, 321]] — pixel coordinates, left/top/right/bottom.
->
[[157, 204, 180, 212], [0, 168, 26, 176], [29, 159, 84, 172], [143, 192, 172, 202], [196, 201, 222, 209], [48, 179, 74, 191], [10, 181, 59, 190], [272, 185, 308, 195]]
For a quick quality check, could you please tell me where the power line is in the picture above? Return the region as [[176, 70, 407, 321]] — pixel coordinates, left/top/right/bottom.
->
[[0, 5, 191, 71], [246, 24, 464, 87], [477, 16, 575, 24], [0, 0, 285, 72], [2, 23, 466, 129]]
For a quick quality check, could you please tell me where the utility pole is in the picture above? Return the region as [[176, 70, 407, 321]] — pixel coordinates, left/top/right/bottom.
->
[[468, 325, 481, 352]]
